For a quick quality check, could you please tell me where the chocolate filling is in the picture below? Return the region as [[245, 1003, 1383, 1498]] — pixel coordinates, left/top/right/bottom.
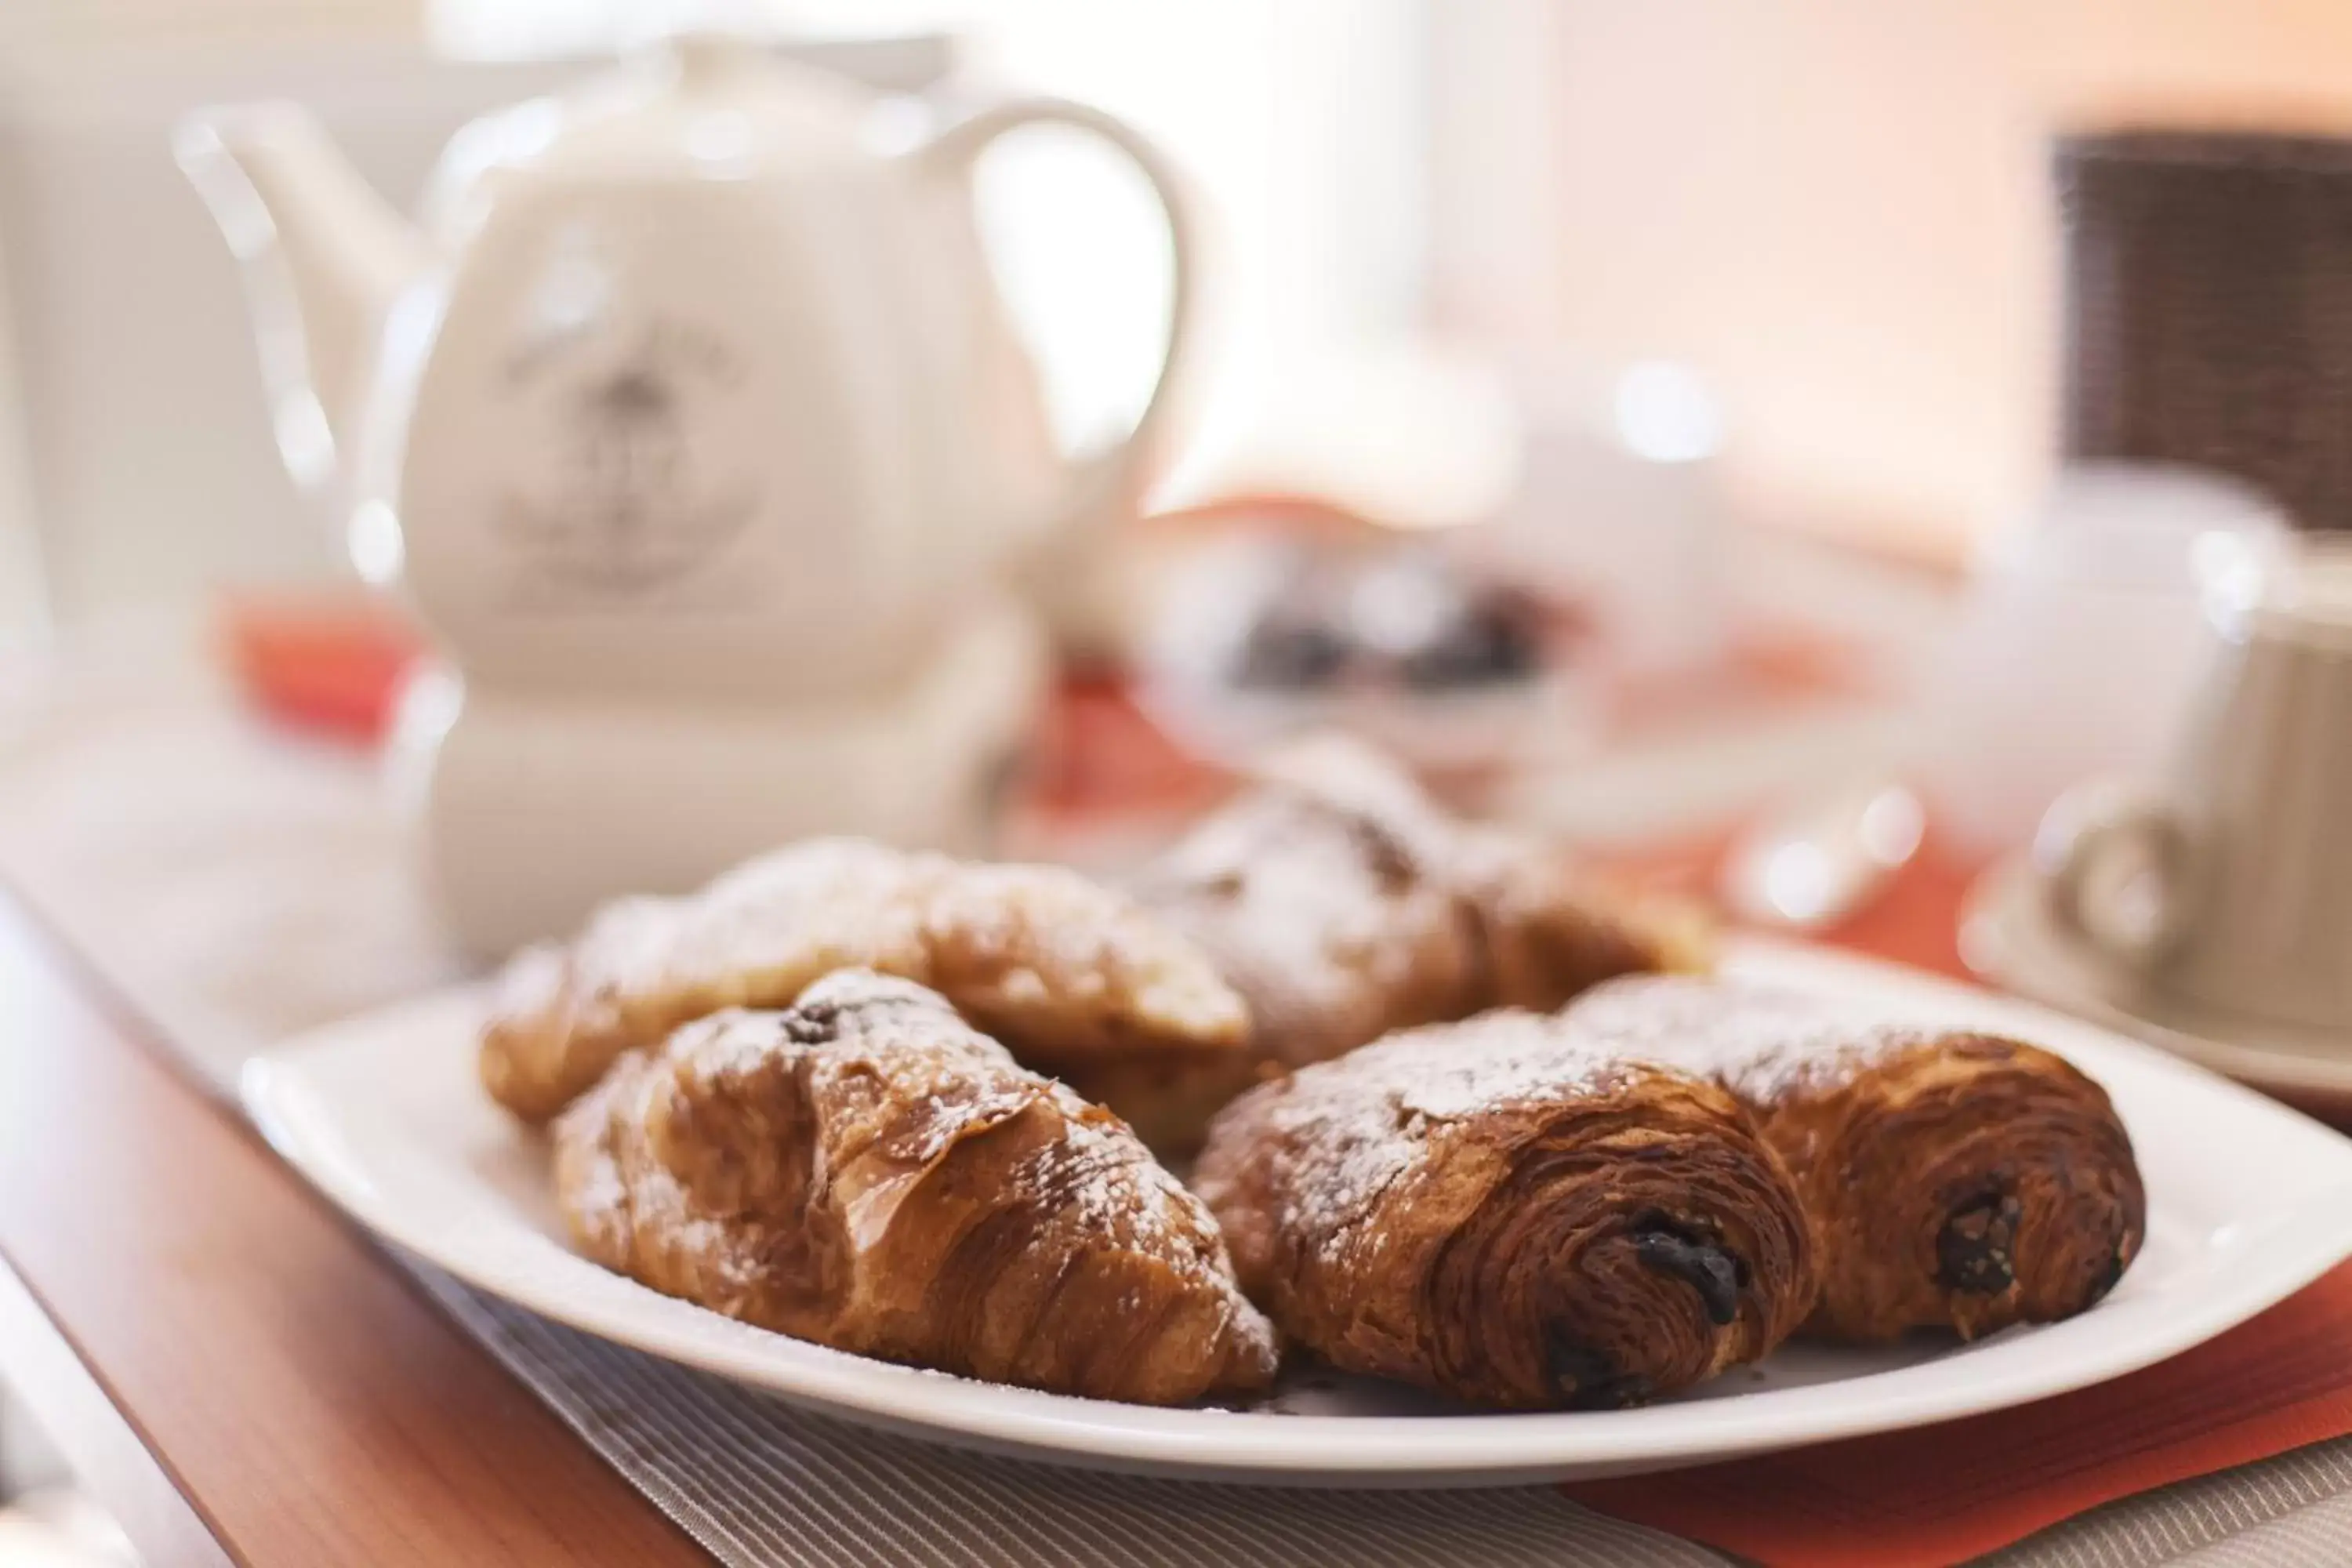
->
[[2088, 1240, 2129, 1305], [1545, 1337, 1653, 1410], [1628, 1219, 1744, 1326], [1937, 1192, 2024, 1294]]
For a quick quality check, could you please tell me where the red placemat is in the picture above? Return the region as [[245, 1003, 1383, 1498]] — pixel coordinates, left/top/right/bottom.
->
[[216, 590, 426, 742], [1566, 1260, 2352, 1567]]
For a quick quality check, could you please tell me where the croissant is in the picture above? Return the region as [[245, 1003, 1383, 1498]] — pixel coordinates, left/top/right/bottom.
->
[[1192, 1009, 1817, 1410], [482, 838, 1250, 1126], [1563, 975, 2145, 1341], [1132, 740, 1704, 1148], [554, 970, 1279, 1404]]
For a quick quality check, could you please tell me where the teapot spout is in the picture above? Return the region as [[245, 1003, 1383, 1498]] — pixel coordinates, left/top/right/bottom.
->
[[177, 103, 433, 492]]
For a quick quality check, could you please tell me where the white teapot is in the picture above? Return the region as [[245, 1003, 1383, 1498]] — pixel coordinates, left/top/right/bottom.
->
[[184, 31, 1196, 695], [183, 35, 1199, 951]]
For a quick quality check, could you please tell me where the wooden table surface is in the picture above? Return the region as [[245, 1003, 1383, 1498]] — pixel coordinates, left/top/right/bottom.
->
[[0, 891, 708, 1566]]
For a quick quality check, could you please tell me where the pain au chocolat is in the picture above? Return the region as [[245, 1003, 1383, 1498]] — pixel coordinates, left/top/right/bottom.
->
[[1563, 975, 2145, 1342], [1192, 1008, 1816, 1410]]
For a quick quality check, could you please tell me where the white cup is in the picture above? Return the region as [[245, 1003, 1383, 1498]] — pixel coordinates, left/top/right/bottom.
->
[[1924, 463, 2290, 853], [2040, 538, 2352, 1034]]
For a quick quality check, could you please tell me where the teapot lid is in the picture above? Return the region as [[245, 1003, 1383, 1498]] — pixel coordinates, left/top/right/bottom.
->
[[429, 31, 895, 222]]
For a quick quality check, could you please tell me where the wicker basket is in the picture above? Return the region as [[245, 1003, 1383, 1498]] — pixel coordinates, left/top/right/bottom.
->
[[2059, 131, 2352, 532]]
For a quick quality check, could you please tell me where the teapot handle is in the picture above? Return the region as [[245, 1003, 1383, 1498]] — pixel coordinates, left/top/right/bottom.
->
[[917, 97, 1199, 543]]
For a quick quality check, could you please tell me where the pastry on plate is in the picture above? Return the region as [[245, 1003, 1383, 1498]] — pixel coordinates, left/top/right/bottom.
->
[[1191, 1008, 1816, 1410], [554, 970, 1279, 1405], [481, 837, 1250, 1127], [1564, 975, 2146, 1341], [1131, 739, 1705, 1146]]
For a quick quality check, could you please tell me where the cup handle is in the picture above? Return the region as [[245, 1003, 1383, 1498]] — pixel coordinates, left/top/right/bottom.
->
[[916, 96, 1200, 543], [2034, 779, 2194, 971]]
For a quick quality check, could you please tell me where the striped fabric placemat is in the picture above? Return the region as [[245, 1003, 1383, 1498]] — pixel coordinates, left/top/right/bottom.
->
[[412, 1264, 1720, 1568]]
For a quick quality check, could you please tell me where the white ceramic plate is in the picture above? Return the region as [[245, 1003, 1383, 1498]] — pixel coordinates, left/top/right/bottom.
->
[[244, 938, 2352, 1486]]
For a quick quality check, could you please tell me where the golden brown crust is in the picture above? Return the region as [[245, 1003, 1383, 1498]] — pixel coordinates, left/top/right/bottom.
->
[[482, 839, 1250, 1125], [1563, 975, 2146, 1342], [1459, 826, 1714, 1011], [1192, 1009, 1817, 1410], [1048, 1047, 1280, 1159], [1129, 740, 1704, 1149], [554, 971, 1278, 1405], [1140, 744, 1484, 1069]]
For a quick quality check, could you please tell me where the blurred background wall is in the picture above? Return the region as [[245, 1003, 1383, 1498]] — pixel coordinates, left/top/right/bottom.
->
[[1428, 0, 2352, 560], [9, 0, 2352, 639], [0, 0, 466, 634]]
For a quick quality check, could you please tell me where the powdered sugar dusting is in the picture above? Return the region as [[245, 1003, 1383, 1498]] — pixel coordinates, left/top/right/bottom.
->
[[1139, 736, 1677, 1083], [557, 968, 1269, 1396], [1036, 1090, 1216, 1258], [1235, 1009, 1637, 1265], [1158, 802, 1443, 1018], [1141, 742, 1482, 1065], [485, 836, 1250, 1122], [1563, 975, 1955, 1102]]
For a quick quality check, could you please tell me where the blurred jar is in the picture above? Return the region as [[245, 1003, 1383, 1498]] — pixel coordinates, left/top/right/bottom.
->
[[2060, 130, 2352, 534], [1921, 463, 2289, 855], [1480, 358, 1733, 680]]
